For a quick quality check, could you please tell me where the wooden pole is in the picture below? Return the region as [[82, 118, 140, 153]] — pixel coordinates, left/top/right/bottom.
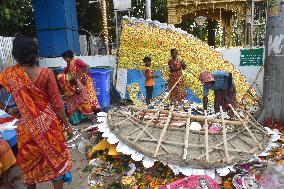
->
[[115, 75, 183, 127], [128, 137, 253, 154], [118, 110, 171, 154], [228, 104, 258, 142], [197, 127, 248, 159], [183, 108, 192, 160], [154, 106, 174, 157], [247, 112, 267, 134], [220, 106, 229, 162], [204, 111, 209, 162], [134, 110, 161, 143]]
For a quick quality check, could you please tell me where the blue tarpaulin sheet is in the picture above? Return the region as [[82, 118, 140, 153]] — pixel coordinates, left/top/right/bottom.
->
[[126, 69, 201, 103], [0, 112, 17, 147]]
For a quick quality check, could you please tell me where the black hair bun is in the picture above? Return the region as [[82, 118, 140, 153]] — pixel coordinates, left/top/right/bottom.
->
[[12, 35, 38, 66]]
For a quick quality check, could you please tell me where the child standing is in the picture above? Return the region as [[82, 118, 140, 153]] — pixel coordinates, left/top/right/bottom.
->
[[144, 57, 158, 105]]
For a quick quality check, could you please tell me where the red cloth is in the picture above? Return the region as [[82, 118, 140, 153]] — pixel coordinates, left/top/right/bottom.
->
[[0, 116, 15, 124], [264, 118, 284, 132], [64, 58, 87, 74], [35, 68, 65, 112]]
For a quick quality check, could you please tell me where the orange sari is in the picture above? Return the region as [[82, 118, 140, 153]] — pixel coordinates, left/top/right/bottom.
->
[[58, 58, 100, 116], [0, 65, 72, 184], [0, 138, 16, 176]]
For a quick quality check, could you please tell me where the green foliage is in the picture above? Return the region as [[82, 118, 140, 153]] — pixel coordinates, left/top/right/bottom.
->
[[131, 0, 167, 23], [0, 0, 35, 36], [107, 182, 122, 189], [0, 0, 167, 41], [77, 0, 116, 43], [77, 0, 103, 36]]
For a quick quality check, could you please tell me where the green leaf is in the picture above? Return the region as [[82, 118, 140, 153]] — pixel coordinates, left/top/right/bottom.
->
[[4, 8, 10, 15], [5, 8, 10, 20]]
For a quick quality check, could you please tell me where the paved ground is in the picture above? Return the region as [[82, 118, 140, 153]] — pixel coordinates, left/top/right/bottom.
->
[[9, 122, 92, 189]]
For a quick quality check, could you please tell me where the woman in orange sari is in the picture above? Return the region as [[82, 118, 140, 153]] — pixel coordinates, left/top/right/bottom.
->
[[0, 36, 73, 189], [58, 50, 100, 123], [168, 48, 187, 104]]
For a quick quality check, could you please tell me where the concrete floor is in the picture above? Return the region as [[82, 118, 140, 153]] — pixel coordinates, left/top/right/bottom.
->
[[9, 122, 93, 189]]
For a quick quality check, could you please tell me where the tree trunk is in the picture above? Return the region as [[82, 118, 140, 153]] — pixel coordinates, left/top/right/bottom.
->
[[207, 19, 217, 47], [257, 2, 284, 122]]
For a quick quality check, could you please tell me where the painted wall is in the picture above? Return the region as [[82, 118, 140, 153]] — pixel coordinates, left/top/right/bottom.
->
[[39, 55, 117, 68], [216, 48, 264, 96]]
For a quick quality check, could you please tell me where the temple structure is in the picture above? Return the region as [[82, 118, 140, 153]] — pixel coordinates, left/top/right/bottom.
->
[[167, 0, 267, 47]]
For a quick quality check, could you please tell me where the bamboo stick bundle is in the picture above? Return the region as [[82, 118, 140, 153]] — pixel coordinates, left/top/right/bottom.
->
[[130, 106, 244, 126]]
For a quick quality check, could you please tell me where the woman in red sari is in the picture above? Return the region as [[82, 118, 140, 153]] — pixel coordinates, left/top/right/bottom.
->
[[0, 36, 73, 189], [168, 48, 187, 104], [58, 50, 100, 123]]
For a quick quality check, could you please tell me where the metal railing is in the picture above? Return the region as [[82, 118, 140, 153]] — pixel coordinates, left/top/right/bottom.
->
[[0, 36, 15, 106]]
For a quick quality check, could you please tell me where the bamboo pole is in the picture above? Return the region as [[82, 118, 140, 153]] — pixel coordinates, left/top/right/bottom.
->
[[204, 111, 209, 162], [108, 111, 113, 128], [238, 135, 255, 148], [228, 104, 258, 142], [220, 106, 229, 162], [118, 110, 171, 154], [183, 108, 192, 160], [127, 127, 142, 137], [130, 106, 244, 125], [197, 127, 249, 159], [115, 74, 183, 127], [127, 137, 252, 154], [247, 113, 267, 134], [154, 106, 174, 157], [134, 110, 161, 143]]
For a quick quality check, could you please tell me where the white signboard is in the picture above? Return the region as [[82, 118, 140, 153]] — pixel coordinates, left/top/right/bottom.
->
[[113, 0, 131, 10]]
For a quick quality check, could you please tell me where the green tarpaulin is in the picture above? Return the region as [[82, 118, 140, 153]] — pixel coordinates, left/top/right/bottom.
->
[[240, 48, 264, 66]]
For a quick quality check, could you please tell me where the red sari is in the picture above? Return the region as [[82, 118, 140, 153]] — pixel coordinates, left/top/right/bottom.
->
[[58, 58, 100, 116], [0, 65, 72, 184], [168, 59, 187, 103]]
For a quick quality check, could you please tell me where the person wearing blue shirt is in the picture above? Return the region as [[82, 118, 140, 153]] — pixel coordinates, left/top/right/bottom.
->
[[199, 70, 236, 112]]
